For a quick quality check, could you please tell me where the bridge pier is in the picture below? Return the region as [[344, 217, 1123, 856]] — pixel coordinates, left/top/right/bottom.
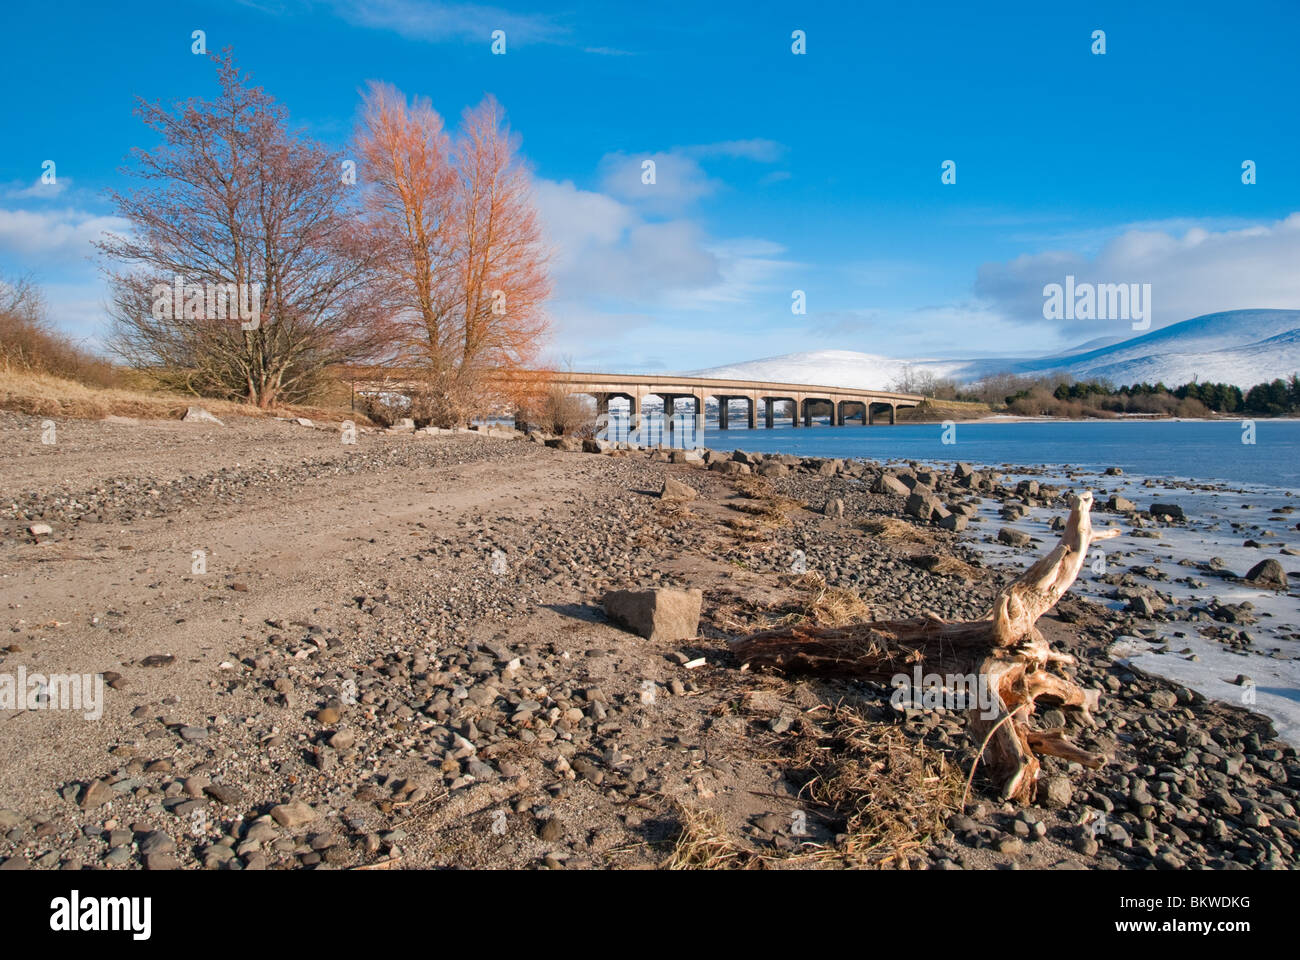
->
[[718, 398, 728, 430], [629, 394, 642, 438], [763, 398, 774, 429]]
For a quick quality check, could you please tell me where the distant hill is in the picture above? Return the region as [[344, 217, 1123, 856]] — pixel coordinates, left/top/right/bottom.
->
[[687, 309, 1300, 389]]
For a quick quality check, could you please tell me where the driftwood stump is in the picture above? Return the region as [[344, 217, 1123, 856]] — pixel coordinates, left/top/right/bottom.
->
[[731, 491, 1120, 803]]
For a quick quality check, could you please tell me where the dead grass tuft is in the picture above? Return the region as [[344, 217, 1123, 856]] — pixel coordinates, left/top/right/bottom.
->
[[794, 708, 963, 867], [858, 516, 934, 544], [661, 800, 763, 870], [783, 571, 872, 627]]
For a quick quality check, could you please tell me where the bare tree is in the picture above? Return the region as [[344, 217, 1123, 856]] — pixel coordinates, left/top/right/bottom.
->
[[100, 52, 389, 407]]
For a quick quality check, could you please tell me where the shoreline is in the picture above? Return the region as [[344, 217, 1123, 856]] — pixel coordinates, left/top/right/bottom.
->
[[1, 410, 1296, 870]]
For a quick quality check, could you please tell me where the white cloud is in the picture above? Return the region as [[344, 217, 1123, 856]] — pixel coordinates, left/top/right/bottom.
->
[[975, 213, 1300, 339], [532, 175, 796, 368], [326, 0, 564, 45], [0, 206, 128, 263], [688, 139, 784, 163], [597, 150, 718, 215], [597, 140, 785, 215], [533, 178, 719, 301], [6, 177, 70, 199]]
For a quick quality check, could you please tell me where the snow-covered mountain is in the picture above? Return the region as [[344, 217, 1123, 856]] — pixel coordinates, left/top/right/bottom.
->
[[686, 309, 1300, 389]]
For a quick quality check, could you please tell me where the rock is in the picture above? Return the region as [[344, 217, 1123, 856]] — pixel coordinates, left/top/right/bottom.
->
[[1127, 595, 1158, 618], [709, 459, 750, 475], [203, 784, 244, 806], [537, 818, 564, 842], [757, 462, 787, 478], [544, 436, 582, 452], [139, 830, 175, 856], [660, 477, 698, 501], [1149, 502, 1185, 520], [995, 835, 1024, 856], [1244, 558, 1288, 591], [316, 707, 341, 725], [1040, 776, 1072, 809], [872, 474, 911, 497], [27, 523, 53, 542], [823, 498, 844, 518], [293, 417, 314, 427], [1107, 495, 1136, 512], [582, 438, 613, 454], [270, 802, 318, 829], [79, 779, 116, 809], [936, 512, 967, 532], [182, 406, 224, 426], [997, 527, 1031, 548], [603, 588, 703, 643], [905, 492, 940, 521]]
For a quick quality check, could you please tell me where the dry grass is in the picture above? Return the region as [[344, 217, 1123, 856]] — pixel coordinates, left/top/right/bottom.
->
[[910, 553, 981, 581], [0, 368, 369, 424], [721, 516, 768, 541], [721, 475, 806, 544], [858, 516, 935, 544], [725, 499, 790, 526], [661, 800, 763, 870], [794, 571, 873, 627], [793, 708, 963, 867], [897, 399, 991, 422]]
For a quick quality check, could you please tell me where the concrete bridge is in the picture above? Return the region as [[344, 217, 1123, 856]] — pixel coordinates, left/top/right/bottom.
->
[[346, 367, 925, 430], [536, 371, 924, 429]]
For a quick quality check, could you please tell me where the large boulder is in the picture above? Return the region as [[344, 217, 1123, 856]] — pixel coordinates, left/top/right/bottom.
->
[[904, 492, 941, 521], [709, 459, 750, 475], [603, 588, 703, 643], [660, 476, 698, 501], [182, 406, 224, 426], [1244, 558, 1289, 591], [1149, 502, 1185, 521], [936, 512, 967, 532], [872, 473, 911, 497], [998, 527, 1032, 547]]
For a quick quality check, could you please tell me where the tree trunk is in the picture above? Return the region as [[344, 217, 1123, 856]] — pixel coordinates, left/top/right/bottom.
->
[[730, 491, 1121, 803]]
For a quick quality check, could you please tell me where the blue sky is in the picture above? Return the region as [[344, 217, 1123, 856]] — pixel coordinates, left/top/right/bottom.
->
[[2, 0, 1299, 372]]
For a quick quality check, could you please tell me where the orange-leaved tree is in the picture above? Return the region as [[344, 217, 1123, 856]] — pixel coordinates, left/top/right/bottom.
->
[[356, 84, 550, 426]]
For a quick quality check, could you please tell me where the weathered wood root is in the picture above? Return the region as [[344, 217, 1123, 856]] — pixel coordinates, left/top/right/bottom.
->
[[731, 490, 1118, 803]]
